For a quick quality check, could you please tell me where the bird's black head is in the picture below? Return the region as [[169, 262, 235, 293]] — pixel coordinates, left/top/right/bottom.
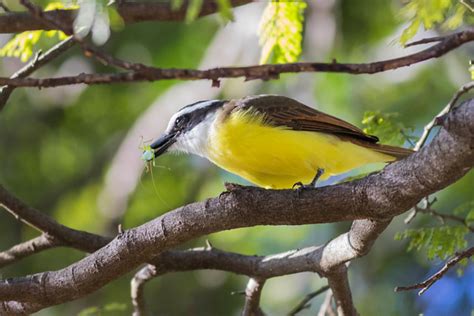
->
[[149, 99, 226, 157]]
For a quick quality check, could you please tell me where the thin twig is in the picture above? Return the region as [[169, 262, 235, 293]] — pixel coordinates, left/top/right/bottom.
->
[[242, 278, 266, 316], [131, 264, 157, 316], [421, 209, 474, 232], [395, 246, 474, 295], [0, 234, 63, 268], [411, 197, 474, 232], [20, 0, 142, 75], [0, 30, 471, 88], [414, 81, 474, 151], [288, 285, 330, 316], [317, 290, 336, 316], [18, 0, 180, 74], [0, 2, 10, 13], [461, 0, 474, 12], [405, 36, 445, 47], [0, 37, 75, 111]]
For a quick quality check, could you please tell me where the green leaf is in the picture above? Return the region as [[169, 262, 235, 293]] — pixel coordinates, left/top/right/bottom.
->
[[171, 0, 185, 10], [395, 225, 469, 260], [108, 7, 125, 31], [78, 306, 100, 316], [453, 200, 474, 216], [216, 0, 234, 22], [185, 0, 204, 23], [103, 302, 127, 312], [0, 1, 74, 62], [399, 0, 468, 45], [469, 61, 474, 80], [456, 258, 469, 276], [443, 4, 467, 29], [400, 19, 420, 46], [361, 111, 415, 146], [258, 0, 307, 64]]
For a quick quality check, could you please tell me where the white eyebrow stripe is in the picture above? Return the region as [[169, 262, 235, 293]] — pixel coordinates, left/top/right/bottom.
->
[[165, 100, 221, 133]]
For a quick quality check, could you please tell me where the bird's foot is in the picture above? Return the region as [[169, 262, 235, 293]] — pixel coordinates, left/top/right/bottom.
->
[[292, 168, 325, 197], [292, 182, 314, 198], [310, 168, 325, 187]]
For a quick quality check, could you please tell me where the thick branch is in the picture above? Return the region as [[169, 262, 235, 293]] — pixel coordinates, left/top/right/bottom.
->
[[0, 186, 110, 252], [0, 30, 472, 88], [326, 265, 356, 316], [0, 189, 382, 274], [0, 0, 253, 34]]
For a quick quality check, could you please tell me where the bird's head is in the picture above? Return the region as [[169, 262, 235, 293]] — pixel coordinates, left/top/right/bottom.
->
[[147, 99, 226, 159]]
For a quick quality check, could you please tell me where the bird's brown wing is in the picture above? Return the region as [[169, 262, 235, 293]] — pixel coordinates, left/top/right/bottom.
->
[[233, 95, 379, 143]]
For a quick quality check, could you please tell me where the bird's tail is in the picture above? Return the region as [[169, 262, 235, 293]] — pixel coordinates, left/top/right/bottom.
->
[[348, 138, 414, 160], [369, 143, 414, 160]]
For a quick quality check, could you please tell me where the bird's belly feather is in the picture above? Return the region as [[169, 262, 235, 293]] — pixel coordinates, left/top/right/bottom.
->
[[206, 112, 393, 189]]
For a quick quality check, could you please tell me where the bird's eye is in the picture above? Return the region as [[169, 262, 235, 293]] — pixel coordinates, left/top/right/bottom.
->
[[175, 116, 187, 127]]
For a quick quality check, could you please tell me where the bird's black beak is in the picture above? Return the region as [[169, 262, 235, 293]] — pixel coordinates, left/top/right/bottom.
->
[[150, 133, 176, 157]]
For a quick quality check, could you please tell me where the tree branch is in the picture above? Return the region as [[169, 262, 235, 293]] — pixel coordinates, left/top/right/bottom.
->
[[18, 0, 153, 75], [317, 291, 336, 316], [0, 30, 471, 88], [406, 197, 474, 232], [405, 36, 445, 47], [131, 264, 157, 316], [0, 97, 472, 314], [0, 36, 75, 111], [326, 265, 356, 316], [242, 278, 265, 316], [414, 81, 474, 151], [288, 285, 330, 316], [0, 185, 111, 253], [0, 234, 62, 269], [0, 0, 253, 34], [395, 246, 474, 295]]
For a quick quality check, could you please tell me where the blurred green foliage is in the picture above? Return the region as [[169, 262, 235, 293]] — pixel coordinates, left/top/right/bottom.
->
[[362, 110, 415, 146], [78, 302, 127, 316], [0, 2, 71, 61], [171, 0, 234, 23], [400, 0, 472, 45], [395, 225, 469, 260], [455, 200, 474, 225], [0, 0, 473, 315], [257, 0, 306, 64]]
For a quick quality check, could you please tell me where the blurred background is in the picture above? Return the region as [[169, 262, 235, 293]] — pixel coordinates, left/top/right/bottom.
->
[[0, 0, 473, 315]]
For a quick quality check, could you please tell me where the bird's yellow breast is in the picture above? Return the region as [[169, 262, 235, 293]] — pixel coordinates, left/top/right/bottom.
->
[[207, 110, 394, 189]]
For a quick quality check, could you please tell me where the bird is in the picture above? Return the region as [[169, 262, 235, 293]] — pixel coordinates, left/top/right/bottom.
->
[[145, 95, 413, 189]]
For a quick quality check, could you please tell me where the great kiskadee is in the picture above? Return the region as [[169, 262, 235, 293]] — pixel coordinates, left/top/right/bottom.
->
[[146, 95, 413, 189]]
